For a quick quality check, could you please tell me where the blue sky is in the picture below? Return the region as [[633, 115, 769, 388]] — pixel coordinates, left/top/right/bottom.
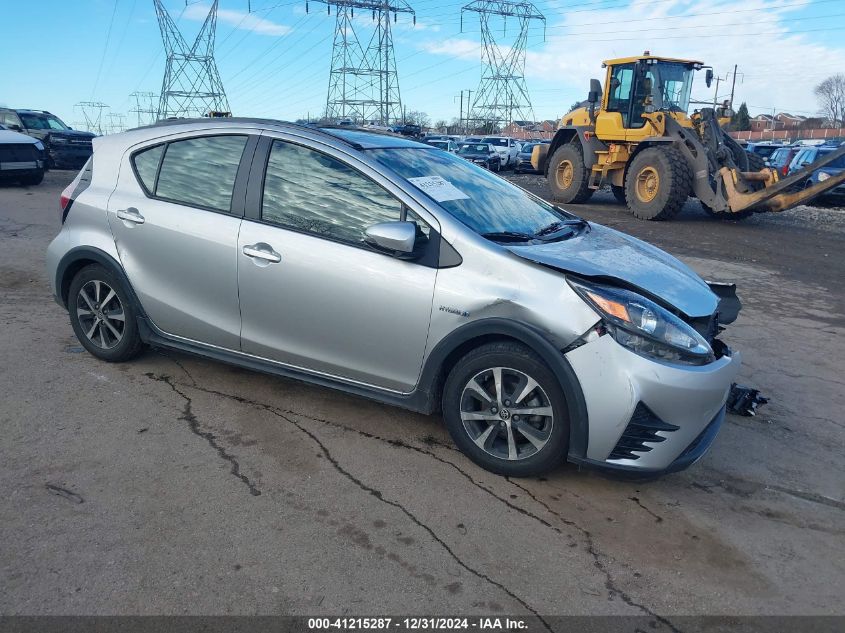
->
[[2, 0, 845, 129]]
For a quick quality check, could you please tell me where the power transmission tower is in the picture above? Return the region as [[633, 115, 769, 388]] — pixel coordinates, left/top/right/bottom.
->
[[74, 102, 110, 135], [154, 0, 230, 119], [107, 113, 127, 135], [461, 1, 544, 132], [308, 0, 415, 126], [129, 91, 160, 127]]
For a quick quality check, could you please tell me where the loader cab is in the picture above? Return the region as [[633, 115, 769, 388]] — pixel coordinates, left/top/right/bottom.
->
[[596, 54, 701, 142]]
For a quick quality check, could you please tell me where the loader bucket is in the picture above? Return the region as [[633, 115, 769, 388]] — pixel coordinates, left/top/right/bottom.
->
[[721, 144, 845, 213], [531, 144, 550, 173]]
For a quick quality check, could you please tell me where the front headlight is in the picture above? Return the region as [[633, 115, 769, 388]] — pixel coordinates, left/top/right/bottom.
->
[[569, 279, 714, 365], [34, 141, 44, 151], [818, 172, 831, 182]]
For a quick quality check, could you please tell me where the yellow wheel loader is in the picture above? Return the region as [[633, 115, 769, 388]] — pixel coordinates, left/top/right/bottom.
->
[[531, 53, 845, 220]]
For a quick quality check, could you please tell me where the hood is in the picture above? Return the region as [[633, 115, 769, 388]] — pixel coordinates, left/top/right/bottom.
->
[[0, 129, 41, 145], [506, 223, 718, 317], [49, 129, 96, 140]]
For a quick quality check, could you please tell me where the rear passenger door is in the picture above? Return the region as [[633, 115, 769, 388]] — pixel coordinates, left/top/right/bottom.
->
[[237, 135, 438, 392], [108, 132, 257, 349]]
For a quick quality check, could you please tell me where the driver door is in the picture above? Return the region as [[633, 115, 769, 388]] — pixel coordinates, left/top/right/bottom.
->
[[237, 137, 438, 392]]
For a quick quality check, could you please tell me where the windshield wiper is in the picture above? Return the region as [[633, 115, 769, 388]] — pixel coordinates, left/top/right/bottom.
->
[[481, 231, 535, 243], [533, 219, 585, 240]]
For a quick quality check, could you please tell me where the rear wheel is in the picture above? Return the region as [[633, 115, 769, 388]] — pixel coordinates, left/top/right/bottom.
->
[[68, 265, 143, 362], [442, 342, 570, 477], [625, 146, 691, 220], [547, 143, 593, 203]]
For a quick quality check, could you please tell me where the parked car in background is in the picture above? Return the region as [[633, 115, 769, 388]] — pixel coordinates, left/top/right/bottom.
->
[[0, 123, 47, 185], [0, 108, 94, 169], [463, 136, 484, 144], [47, 119, 742, 477], [427, 139, 458, 153], [803, 152, 845, 201], [481, 136, 521, 168], [514, 142, 541, 174], [395, 123, 422, 138], [786, 146, 837, 177], [766, 146, 800, 177], [457, 142, 503, 171], [745, 142, 780, 160]]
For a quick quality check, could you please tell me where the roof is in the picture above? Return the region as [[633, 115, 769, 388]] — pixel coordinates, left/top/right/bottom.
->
[[142, 117, 430, 150], [602, 54, 703, 67]]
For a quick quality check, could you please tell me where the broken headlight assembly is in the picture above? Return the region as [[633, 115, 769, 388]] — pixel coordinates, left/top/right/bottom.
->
[[568, 279, 715, 366]]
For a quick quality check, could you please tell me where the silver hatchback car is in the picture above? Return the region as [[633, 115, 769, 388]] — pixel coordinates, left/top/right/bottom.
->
[[47, 119, 741, 477]]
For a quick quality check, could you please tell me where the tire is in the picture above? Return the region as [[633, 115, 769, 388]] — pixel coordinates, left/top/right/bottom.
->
[[610, 185, 626, 204], [547, 142, 593, 204], [625, 145, 691, 220], [442, 341, 570, 477], [20, 170, 44, 186], [700, 150, 763, 221], [67, 264, 144, 362]]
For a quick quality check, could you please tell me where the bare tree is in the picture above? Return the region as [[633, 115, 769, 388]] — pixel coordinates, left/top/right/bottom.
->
[[814, 74, 845, 127], [404, 110, 431, 128]]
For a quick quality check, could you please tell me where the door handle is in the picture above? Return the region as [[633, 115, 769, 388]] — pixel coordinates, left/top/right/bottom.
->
[[242, 243, 281, 263], [116, 208, 145, 224]]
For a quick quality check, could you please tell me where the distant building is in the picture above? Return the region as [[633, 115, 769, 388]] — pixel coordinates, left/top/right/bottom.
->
[[502, 119, 558, 140]]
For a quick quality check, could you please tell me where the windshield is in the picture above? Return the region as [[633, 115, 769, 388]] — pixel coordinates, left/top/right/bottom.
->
[[520, 143, 536, 153], [368, 147, 579, 237], [482, 137, 508, 147], [430, 141, 448, 149], [650, 62, 694, 113], [19, 113, 69, 131], [458, 144, 491, 154]]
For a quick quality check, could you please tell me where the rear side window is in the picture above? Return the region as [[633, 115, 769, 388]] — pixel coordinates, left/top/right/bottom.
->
[[134, 135, 247, 213], [132, 144, 164, 193]]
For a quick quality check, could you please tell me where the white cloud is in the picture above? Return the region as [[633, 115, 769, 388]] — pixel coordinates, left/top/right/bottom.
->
[[185, 3, 292, 36], [420, 0, 845, 120]]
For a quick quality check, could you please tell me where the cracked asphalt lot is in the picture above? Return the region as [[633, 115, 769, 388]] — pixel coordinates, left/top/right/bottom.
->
[[1, 172, 843, 621]]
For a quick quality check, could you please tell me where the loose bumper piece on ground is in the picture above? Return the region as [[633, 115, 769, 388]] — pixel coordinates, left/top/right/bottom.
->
[[727, 383, 769, 416]]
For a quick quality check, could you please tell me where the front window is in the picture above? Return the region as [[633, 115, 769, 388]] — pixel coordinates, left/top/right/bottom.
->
[[651, 62, 694, 113], [368, 147, 579, 238], [19, 113, 70, 131]]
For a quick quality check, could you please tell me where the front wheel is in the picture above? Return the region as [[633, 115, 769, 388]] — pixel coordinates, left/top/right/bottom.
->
[[547, 143, 593, 203], [625, 146, 691, 220], [20, 170, 44, 186], [68, 264, 144, 362], [442, 342, 570, 477]]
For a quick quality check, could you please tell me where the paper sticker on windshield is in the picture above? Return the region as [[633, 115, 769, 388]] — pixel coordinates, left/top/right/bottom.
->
[[407, 176, 470, 202]]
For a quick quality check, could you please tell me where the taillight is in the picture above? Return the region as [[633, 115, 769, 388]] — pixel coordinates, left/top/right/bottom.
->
[[782, 164, 789, 176], [59, 182, 75, 223]]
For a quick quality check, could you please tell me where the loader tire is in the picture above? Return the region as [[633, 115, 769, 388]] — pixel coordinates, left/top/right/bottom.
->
[[625, 146, 691, 220], [701, 151, 764, 221], [547, 143, 593, 204]]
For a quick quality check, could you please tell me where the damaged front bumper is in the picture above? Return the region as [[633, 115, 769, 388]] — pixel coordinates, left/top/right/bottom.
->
[[564, 332, 741, 474]]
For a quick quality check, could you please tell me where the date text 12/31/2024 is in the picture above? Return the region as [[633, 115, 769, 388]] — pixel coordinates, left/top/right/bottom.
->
[[308, 617, 529, 631]]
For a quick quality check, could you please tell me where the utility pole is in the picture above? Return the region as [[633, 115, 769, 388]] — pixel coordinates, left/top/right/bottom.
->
[[712, 76, 721, 108], [465, 89, 472, 133], [729, 64, 738, 108]]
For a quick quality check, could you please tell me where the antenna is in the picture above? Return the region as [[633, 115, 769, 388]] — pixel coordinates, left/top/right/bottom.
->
[[461, 1, 544, 132], [154, 0, 231, 119], [309, 0, 414, 126]]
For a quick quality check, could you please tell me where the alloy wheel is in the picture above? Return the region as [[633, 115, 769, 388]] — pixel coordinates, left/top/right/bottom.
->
[[76, 280, 125, 350], [459, 366, 554, 461]]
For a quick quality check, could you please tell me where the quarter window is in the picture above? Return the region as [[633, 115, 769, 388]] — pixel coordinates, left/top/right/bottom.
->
[[261, 140, 403, 246], [132, 144, 164, 193], [154, 135, 247, 213]]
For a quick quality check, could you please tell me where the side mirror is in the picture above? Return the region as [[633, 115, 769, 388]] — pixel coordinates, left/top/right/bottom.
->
[[705, 69, 714, 88], [365, 221, 417, 256], [8, 124, 22, 131], [588, 78, 602, 104]]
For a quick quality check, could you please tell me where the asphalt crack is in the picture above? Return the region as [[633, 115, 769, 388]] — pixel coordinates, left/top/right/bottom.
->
[[506, 478, 680, 633], [145, 373, 261, 496], [629, 496, 665, 523]]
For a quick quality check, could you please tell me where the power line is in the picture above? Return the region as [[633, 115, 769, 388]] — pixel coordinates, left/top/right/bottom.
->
[[90, 0, 120, 99]]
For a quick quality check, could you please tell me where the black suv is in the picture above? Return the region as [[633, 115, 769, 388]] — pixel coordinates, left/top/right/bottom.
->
[[0, 109, 94, 169]]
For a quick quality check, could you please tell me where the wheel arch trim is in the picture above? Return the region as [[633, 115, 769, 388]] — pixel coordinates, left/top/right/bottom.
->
[[54, 246, 144, 315], [418, 318, 589, 459]]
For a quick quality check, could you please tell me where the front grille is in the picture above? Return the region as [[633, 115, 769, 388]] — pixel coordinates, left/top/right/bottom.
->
[[68, 138, 92, 146], [0, 143, 40, 162], [608, 403, 679, 461]]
